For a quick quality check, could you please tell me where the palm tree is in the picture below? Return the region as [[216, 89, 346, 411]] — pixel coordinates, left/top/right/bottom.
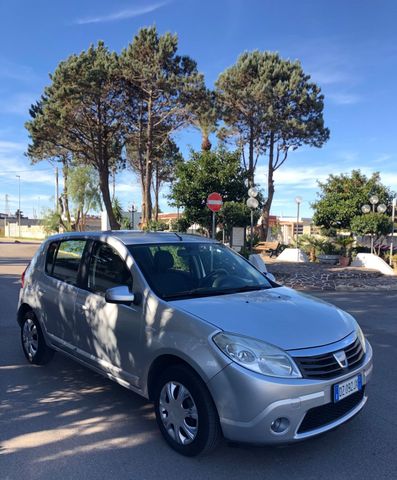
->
[[190, 89, 219, 151]]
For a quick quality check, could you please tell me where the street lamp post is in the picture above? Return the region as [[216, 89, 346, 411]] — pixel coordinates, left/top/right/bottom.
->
[[295, 196, 302, 250], [16, 175, 21, 237], [362, 195, 387, 254], [390, 198, 396, 266], [247, 187, 259, 253]]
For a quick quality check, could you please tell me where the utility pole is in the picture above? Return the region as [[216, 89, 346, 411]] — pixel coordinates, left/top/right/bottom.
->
[[16, 175, 21, 237], [5, 194, 10, 216]]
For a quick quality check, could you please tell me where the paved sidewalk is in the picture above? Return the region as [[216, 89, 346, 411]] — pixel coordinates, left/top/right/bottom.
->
[[266, 259, 397, 291]]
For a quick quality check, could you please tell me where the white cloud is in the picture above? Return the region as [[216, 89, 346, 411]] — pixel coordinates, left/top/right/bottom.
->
[[326, 92, 361, 105], [0, 140, 25, 153], [74, 2, 168, 25], [310, 69, 350, 86], [0, 92, 38, 116], [0, 57, 38, 83]]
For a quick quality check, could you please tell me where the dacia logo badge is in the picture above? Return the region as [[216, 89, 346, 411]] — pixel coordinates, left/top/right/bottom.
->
[[334, 350, 348, 369]]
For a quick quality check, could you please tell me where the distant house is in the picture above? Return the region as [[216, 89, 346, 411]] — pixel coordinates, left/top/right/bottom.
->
[[277, 216, 320, 244], [157, 212, 180, 228]]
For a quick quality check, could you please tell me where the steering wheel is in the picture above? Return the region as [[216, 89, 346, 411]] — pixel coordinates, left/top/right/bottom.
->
[[200, 268, 228, 288]]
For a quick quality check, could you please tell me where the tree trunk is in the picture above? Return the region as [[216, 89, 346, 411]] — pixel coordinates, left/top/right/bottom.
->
[[62, 159, 71, 226], [261, 132, 275, 240], [248, 127, 254, 187], [201, 131, 211, 151], [153, 163, 160, 222], [99, 167, 120, 230], [143, 95, 153, 225]]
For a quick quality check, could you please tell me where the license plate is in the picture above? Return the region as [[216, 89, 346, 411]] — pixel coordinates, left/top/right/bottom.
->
[[333, 373, 362, 402]]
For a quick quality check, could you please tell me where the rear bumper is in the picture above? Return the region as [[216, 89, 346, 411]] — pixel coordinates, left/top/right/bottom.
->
[[207, 341, 373, 444]]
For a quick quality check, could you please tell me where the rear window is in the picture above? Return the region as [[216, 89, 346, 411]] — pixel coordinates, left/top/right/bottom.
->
[[47, 239, 86, 286]]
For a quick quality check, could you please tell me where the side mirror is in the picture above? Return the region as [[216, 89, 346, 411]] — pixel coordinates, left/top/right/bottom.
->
[[105, 285, 135, 305], [264, 272, 276, 283], [248, 254, 276, 283]]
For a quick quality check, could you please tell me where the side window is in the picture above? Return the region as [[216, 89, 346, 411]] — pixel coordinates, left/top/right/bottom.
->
[[51, 240, 86, 286], [88, 242, 133, 294], [45, 241, 59, 274]]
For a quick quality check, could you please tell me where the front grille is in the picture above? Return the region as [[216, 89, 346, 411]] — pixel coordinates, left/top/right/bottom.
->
[[297, 387, 365, 434], [293, 337, 365, 380]]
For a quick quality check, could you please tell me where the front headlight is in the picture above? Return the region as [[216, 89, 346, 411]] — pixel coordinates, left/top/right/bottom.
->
[[213, 332, 302, 378], [356, 325, 367, 353]]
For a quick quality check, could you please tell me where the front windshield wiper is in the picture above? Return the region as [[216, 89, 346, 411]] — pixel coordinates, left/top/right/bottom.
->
[[163, 284, 270, 301], [224, 285, 270, 294]]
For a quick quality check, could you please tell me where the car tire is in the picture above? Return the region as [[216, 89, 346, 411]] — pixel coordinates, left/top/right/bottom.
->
[[20, 311, 55, 365], [154, 364, 222, 456]]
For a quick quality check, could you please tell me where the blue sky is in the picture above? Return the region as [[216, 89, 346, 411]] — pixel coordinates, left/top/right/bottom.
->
[[0, 0, 396, 218]]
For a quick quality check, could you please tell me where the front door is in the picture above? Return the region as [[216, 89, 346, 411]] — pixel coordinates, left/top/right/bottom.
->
[[74, 241, 143, 388]]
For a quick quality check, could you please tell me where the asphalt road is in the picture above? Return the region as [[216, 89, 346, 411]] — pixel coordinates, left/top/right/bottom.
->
[[1, 241, 396, 480]]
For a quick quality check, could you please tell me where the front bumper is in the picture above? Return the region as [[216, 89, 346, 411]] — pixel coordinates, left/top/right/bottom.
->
[[207, 340, 373, 444]]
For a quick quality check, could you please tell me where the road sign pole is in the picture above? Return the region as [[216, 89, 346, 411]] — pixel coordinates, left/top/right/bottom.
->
[[207, 192, 223, 239]]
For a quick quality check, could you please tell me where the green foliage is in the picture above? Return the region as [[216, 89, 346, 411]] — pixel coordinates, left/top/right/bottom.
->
[[216, 51, 329, 237], [121, 26, 204, 223], [238, 246, 251, 259], [219, 201, 259, 236], [216, 51, 329, 159], [188, 87, 219, 150], [312, 170, 394, 230], [26, 41, 125, 229], [169, 147, 249, 232], [247, 232, 261, 248], [145, 220, 169, 231], [334, 236, 355, 257], [67, 165, 102, 230], [112, 197, 124, 225], [297, 235, 341, 260], [350, 213, 392, 238], [41, 209, 63, 234], [170, 216, 191, 233]]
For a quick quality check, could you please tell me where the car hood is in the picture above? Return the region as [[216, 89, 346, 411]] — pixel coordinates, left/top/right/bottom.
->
[[169, 287, 356, 350]]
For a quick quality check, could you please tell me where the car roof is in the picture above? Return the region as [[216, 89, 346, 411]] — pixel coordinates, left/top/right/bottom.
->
[[44, 230, 217, 246]]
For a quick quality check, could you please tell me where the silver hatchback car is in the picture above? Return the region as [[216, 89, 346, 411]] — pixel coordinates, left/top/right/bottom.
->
[[18, 231, 373, 456]]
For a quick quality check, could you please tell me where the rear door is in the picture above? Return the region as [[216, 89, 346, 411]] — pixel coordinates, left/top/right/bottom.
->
[[40, 238, 87, 348], [74, 241, 143, 388]]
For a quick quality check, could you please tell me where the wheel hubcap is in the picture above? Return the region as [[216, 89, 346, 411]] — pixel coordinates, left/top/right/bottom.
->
[[22, 319, 38, 359], [159, 381, 199, 445]]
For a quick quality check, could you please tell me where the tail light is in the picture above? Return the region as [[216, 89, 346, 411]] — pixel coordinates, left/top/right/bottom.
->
[[21, 263, 30, 288]]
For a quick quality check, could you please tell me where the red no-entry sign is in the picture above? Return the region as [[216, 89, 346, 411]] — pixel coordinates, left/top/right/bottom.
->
[[207, 192, 223, 212]]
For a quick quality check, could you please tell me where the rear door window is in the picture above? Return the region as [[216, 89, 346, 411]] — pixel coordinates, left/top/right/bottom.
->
[[87, 242, 133, 294], [50, 240, 86, 286]]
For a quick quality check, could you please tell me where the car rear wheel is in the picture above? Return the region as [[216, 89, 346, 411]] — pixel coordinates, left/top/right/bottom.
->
[[21, 311, 54, 365], [154, 365, 222, 456]]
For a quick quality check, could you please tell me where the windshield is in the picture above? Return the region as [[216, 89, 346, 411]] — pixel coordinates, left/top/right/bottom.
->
[[128, 242, 273, 300]]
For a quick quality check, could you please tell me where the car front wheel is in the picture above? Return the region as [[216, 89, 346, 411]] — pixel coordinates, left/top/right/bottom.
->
[[154, 365, 221, 456], [21, 311, 54, 365]]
